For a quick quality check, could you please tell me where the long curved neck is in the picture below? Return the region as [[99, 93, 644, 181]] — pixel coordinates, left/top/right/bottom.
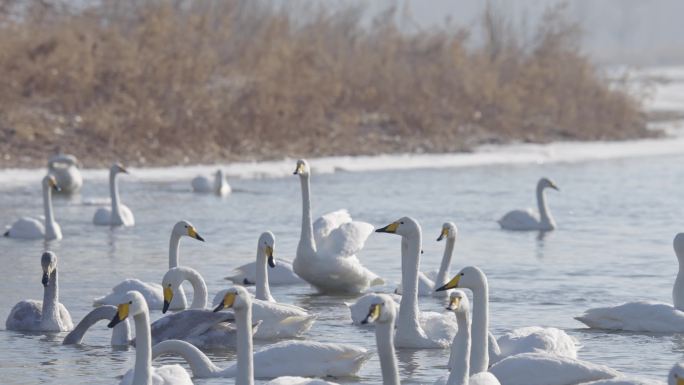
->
[[169, 233, 181, 268], [377, 319, 400, 385], [43, 183, 56, 227], [536, 185, 553, 227], [435, 237, 456, 288], [133, 310, 152, 385], [470, 277, 489, 374], [297, 175, 316, 255], [41, 270, 60, 329], [63, 305, 130, 345], [109, 170, 123, 222], [447, 311, 471, 385], [255, 248, 274, 302], [674, 251, 684, 311], [151, 340, 222, 378], [183, 269, 208, 309], [398, 233, 423, 336], [214, 172, 226, 194], [236, 305, 254, 385]]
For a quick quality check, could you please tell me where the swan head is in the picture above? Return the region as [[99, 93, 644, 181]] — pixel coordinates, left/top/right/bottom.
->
[[375, 216, 420, 237], [674, 233, 684, 261], [41, 251, 57, 287], [172, 220, 205, 241], [538, 177, 559, 191], [161, 267, 192, 313], [42, 175, 61, 192], [111, 163, 129, 175], [360, 294, 397, 325], [213, 286, 251, 313], [108, 291, 147, 328], [437, 222, 458, 241], [258, 231, 276, 268], [446, 290, 470, 313], [436, 266, 487, 292], [669, 363, 684, 385], [293, 159, 310, 176]]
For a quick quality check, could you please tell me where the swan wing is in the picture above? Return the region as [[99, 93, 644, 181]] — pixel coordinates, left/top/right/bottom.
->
[[6, 217, 44, 239], [489, 353, 619, 385], [576, 379, 665, 385], [191, 175, 212, 193], [120, 365, 194, 385], [419, 311, 458, 346], [150, 310, 234, 345], [94, 279, 163, 309], [313, 209, 352, 243], [575, 301, 684, 332], [316, 221, 374, 259], [470, 372, 502, 385], [93, 207, 112, 225], [496, 326, 579, 360], [119, 205, 135, 226], [498, 209, 540, 230], [266, 376, 340, 385], [251, 300, 316, 338], [5, 300, 42, 331]]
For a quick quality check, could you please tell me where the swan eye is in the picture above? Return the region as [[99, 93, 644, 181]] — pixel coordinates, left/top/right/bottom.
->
[[400, 221, 404, 224], [128, 301, 133, 304], [460, 273, 464, 276], [184, 225, 188, 228]]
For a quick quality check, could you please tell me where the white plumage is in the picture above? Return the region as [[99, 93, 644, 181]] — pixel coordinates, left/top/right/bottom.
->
[[498, 177, 558, 231], [226, 259, 303, 285], [489, 353, 619, 385]]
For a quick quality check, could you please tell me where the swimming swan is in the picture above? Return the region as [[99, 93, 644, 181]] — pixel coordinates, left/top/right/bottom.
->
[[233, 231, 278, 302], [48, 153, 83, 194], [434, 291, 501, 385], [94, 220, 204, 310], [6, 251, 73, 332], [293, 159, 383, 293], [396, 222, 458, 297], [213, 286, 369, 383], [191, 169, 231, 196], [108, 291, 193, 385], [63, 305, 131, 346], [498, 178, 558, 232], [575, 233, 684, 333], [376, 217, 458, 348], [93, 163, 135, 226], [4, 175, 62, 240]]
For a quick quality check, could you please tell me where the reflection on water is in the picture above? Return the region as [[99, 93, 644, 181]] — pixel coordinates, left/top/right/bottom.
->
[[1, 153, 684, 384]]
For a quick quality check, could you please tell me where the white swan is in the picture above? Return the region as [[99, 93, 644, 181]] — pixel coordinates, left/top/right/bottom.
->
[[93, 163, 135, 226], [293, 159, 383, 293], [397, 222, 458, 297], [4, 175, 62, 240], [48, 153, 83, 194], [576, 233, 684, 332], [108, 291, 193, 385], [375, 217, 458, 348], [498, 178, 558, 231], [234, 231, 278, 302], [213, 286, 368, 384], [434, 291, 501, 385], [580, 363, 684, 385], [226, 258, 303, 286], [348, 292, 401, 326], [63, 305, 130, 346], [6, 251, 73, 332], [359, 294, 401, 385], [191, 169, 231, 196], [94, 220, 204, 310]]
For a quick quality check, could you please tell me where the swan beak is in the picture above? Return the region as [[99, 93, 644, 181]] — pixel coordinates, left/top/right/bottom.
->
[[436, 275, 461, 292], [108, 303, 130, 328], [41, 272, 49, 287], [213, 292, 236, 312], [446, 296, 461, 311], [118, 165, 129, 174], [376, 222, 399, 234], [361, 303, 382, 324], [677, 378, 684, 385], [550, 183, 559, 191], [48, 177, 61, 192], [265, 246, 276, 268], [437, 227, 448, 241], [162, 286, 173, 313], [187, 226, 205, 242], [293, 163, 304, 175]]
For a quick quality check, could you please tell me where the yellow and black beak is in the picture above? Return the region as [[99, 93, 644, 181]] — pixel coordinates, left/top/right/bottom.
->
[[108, 303, 130, 328], [375, 222, 399, 234], [187, 226, 205, 242], [437, 227, 449, 241], [446, 296, 461, 311], [265, 246, 276, 268], [119, 165, 129, 174], [293, 163, 304, 175], [48, 177, 61, 192], [361, 303, 382, 324], [550, 182, 559, 191], [213, 292, 237, 312], [41, 271, 50, 287], [162, 286, 173, 313], [676, 376, 684, 385], [436, 274, 461, 292]]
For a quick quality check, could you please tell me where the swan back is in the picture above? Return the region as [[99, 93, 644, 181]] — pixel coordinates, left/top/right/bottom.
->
[[674, 234, 684, 311]]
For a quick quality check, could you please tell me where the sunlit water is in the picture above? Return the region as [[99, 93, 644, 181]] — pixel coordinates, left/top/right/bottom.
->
[[2, 147, 684, 384]]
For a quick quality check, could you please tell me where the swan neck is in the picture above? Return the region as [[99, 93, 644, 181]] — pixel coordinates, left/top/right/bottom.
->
[[298, 175, 316, 255], [41, 269, 60, 328], [447, 311, 470, 385], [435, 237, 456, 288], [236, 305, 254, 385], [255, 247, 273, 301], [377, 320, 400, 385], [169, 233, 181, 268], [184, 269, 208, 309], [151, 340, 221, 378], [398, 233, 422, 335], [674, 259, 684, 311], [133, 311, 152, 385], [64, 306, 130, 345], [110, 170, 123, 222], [536, 185, 553, 227], [470, 280, 489, 374], [43, 182, 56, 228]]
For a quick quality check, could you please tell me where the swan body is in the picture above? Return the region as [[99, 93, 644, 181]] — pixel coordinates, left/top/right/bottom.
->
[[396, 222, 458, 297], [491, 326, 578, 363], [489, 353, 618, 385], [4, 175, 62, 240], [94, 221, 204, 310], [226, 259, 303, 286], [576, 234, 684, 332], [213, 286, 369, 385], [191, 169, 231, 196], [293, 159, 383, 294], [48, 153, 82, 194], [108, 291, 193, 385], [6, 251, 73, 332], [266, 377, 339, 385], [498, 178, 558, 231], [376, 217, 458, 348], [63, 305, 131, 346], [93, 163, 135, 226], [579, 380, 663, 385]]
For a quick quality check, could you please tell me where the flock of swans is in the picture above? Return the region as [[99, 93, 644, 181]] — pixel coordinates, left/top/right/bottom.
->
[[3, 154, 684, 385]]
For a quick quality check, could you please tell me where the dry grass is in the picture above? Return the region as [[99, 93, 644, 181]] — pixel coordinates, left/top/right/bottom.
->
[[0, 0, 648, 167]]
